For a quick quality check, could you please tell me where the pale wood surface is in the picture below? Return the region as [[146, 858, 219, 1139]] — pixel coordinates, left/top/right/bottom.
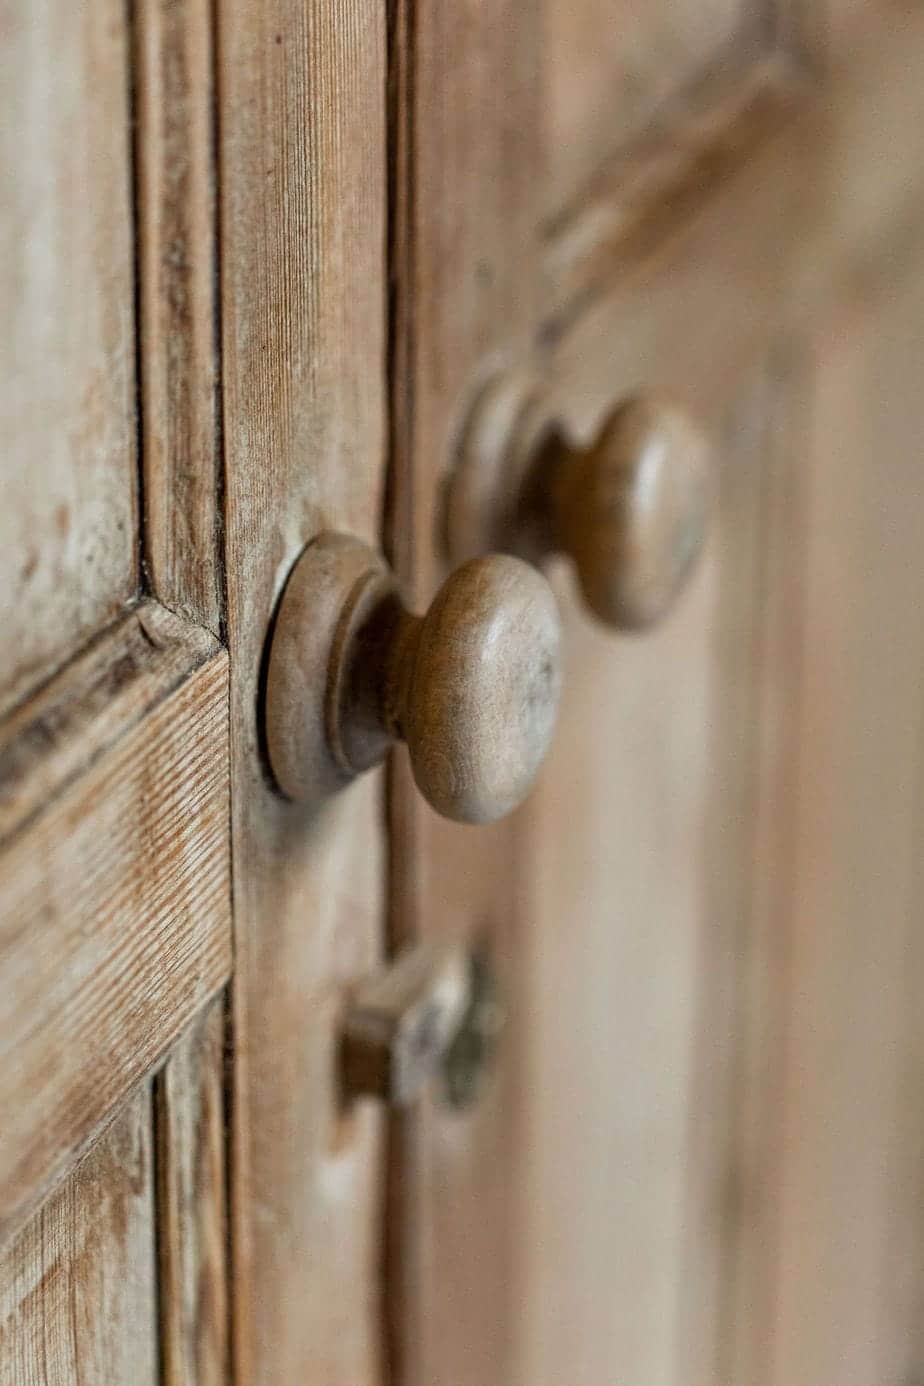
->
[[155, 1000, 229, 1386], [217, 2, 387, 1380], [0, 604, 231, 1242], [390, 6, 924, 1386], [516, 471, 717, 1386], [546, 0, 753, 214], [136, 0, 222, 634], [0, 0, 137, 718], [768, 230, 924, 1386], [0, 1086, 158, 1386]]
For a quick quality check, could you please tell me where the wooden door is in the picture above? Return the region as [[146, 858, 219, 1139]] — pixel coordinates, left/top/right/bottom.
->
[[4, 3, 924, 1384]]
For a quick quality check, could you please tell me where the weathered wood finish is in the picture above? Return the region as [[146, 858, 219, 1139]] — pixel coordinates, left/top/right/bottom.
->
[[0, 604, 231, 1241], [155, 999, 229, 1386], [0, 1087, 158, 1386], [0, 0, 137, 717], [217, 2, 388, 1379], [385, 0, 548, 1380], [136, 0, 222, 634], [3, 0, 924, 1379]]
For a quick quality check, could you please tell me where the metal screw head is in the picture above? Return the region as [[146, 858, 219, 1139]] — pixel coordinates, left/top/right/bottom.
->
[[441, 951, 506, 1110]]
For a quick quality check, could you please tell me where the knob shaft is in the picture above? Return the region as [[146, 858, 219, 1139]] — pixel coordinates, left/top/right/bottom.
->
[[265, 532, 562, 824], [445, 380, 712, 630]]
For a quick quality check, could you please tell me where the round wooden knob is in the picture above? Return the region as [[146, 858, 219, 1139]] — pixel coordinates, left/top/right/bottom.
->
[[265, 532, 562, 824], [445, 380, 712, 630]]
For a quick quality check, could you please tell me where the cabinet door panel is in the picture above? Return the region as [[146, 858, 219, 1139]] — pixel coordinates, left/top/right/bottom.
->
[[546, 0, 759, 214], [769, 245, 924, 1386], [0, 0, 136, 716], [0, 1087, 158, 1386]]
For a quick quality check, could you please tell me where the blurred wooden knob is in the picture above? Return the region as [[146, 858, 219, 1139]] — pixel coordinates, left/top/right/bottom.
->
[[265, 532, 562, 824], [342, 941, 472, 1106], [445, 380, 713, 630]]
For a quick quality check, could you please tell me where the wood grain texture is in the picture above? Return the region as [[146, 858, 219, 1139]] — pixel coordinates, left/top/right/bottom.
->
[[0, 0, 137, 717], [155, 1000, 229, 1386], [384, 1, 548, 1382], [0, 603, 231, 1242], [136, 0, 222, 633], [0, 1086, 158, 1386], [217, 2, 387, 1380]]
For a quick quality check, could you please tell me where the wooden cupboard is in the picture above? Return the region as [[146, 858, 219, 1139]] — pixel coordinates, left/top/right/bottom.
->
[[2, 2, 924, 1383]]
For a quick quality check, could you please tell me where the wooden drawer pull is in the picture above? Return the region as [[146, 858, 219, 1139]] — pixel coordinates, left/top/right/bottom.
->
[[445, 378, 713, 630], [264, 532, 562, 824]]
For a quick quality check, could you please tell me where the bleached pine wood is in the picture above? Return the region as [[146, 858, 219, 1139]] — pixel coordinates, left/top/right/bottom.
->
[[217, 2, 387, 1380], [135, 0, 222, 634], [0, 1086, 158, 1386], [155, 1000, 229, 1386], [0, 0, 137, 718], [0, 603, 231, 1242], [768, 224, 924, 1386], [517, 456, 717, 1386]]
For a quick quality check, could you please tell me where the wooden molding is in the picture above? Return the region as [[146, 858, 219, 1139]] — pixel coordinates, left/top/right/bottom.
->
[[0, 603, 232, 1243]]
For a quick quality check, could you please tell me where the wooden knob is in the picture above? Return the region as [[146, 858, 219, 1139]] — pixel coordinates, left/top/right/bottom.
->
[[445, 380, 712, 630], [341, 941, 472, 1106], [265, 532, 562, 824]]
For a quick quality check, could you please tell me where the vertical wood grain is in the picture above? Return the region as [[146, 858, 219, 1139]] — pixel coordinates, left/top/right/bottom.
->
[[135, 0, 222, 634], [218, 3, 388, 1381], [385, 2, 546, 1383], [0, 1087, 158, 1386], [0, 0, 137, 716], [155, 1001, 228, 1386]]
